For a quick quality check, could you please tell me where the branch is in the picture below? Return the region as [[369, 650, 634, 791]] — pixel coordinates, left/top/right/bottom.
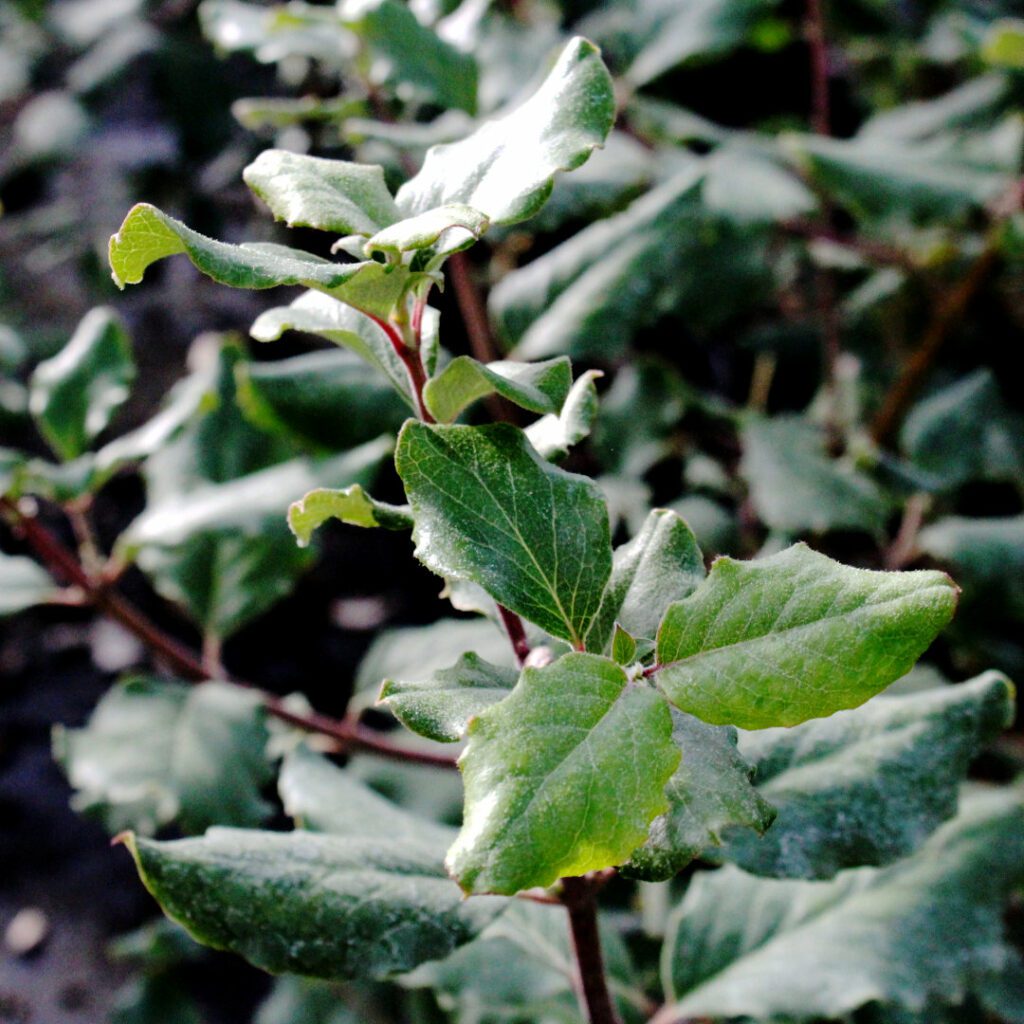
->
[[561, 875, 624, 1024], [805, 0, 831, 137], [1, 497, 456, 769], [780, 218, 917, 271]]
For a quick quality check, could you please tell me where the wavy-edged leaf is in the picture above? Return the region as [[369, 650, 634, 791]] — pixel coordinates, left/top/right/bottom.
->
[[54, 678, 272, 835], [396, 37, 614, 225], [0, 551, 57, 615], [718, 671, 1016, 878], [29, 307, 135, 461], [396, 422, 612, 647], [364, 204, 488, 260], [121, 826, 505, 980], [525, 367, 601, 461], [447, 652, 679, 894], [288, 484, 412, 546], [109, 204, 410, 319], [589, 508, 705, 652], [660, 788, 1024, 1021], [423, 356, 572, 424], [654, 543, 958, 729], [623, 709, 775, 882], [380, 652, 518, 743]]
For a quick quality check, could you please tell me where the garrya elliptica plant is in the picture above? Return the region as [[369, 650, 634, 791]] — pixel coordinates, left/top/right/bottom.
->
[[2, 28, 1023, 1024]]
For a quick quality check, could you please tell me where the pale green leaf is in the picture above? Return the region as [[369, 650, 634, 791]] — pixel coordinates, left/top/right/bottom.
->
[[29, 307, 135, 461], [109, 204, 411, 319], [719, 671, 1016, 878], [288, 484, 412, 546], [243, 149, 400, 235], [395, 422, 612, 647], [396, 37, 615, 225], [199, 0, 347, 63], [0, 551, 57, 615], [379, 652, 518, 742], [622, 709, 775, 882], [53, 678, 273, 835], [122, 827, 505, 980], [654, 543, 958, 729], [423, 356, 572, 424], [364, 203, 488, 261], [525, 368, 602, 462], [660, 788, 1024, 1021], [447, 652, 679, 894]]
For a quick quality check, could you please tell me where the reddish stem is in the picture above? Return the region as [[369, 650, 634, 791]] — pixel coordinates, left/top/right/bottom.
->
[[366, 311, 435, 423], [805, 0, 831, 137], [497, 604, 531, 666], [561, 876, 624, 1024]]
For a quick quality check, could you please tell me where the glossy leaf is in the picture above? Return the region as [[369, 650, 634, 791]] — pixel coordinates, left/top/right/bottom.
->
[[447, 652, 679, 894], [654, 543, 958, 729], [121, 826, 504, 980], [525, 368, 601, 461], [660, 788, 1024, 1021], [396, 422, 612, 647], [243, 150, 399, 235], [0, 550, 57, 615], [379, 652, 518, 743], [719, 671, 1016, 878], [622, 710, 775, 882], [29, 307, 135, 460], [109, 204, 410, 319], [288, 484, 412, 546], [740, 415, 890, 536], [396, 38, 615, 225], [423, 355, 572, 424], [54, 678, 273, 835], [589, 508, 705, 652]]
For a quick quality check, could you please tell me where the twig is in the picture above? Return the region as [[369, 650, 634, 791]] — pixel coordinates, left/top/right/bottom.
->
[[366, 312, 435, 423], [884, 492, 930, 569], [805, 0, 831, 137], [561, 876, 624, 1024], [780, 218, 917, 271], [497, 605, 531, 666], [0, 497, 456, 769]]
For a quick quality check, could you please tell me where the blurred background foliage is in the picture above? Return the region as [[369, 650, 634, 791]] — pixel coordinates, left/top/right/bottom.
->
[[2, 0, 1024, 1020]]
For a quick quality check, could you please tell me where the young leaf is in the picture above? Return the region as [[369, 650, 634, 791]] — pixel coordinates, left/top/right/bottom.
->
[[659, 788, 1024, 1022], [121, 827, 505, 980], [0, 551, 57, 616], [588, 508, 705, 652], [525, 368, 601, 461], [54, 678, 273, 835], [423, 356, 572, 424], [364, 204, 489, 260], [654, 543, 958, 729], [395, 37, 615, 225], [622, 710, 775, 882], [288, 484, 412, 546], [29, 307, 135, 461], [243, 150, 400, 235], [379, 652, 518, 743], [109, 204, 411, 319], [611, 624, 638, 666], [447, 652, 679, 895], [718, 671, 1016, 878], [395, 422, 612, 647]]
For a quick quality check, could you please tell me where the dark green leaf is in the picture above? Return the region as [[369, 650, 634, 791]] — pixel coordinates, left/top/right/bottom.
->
[[29, 307, 134, 460], [379, 652, 518, 742], [654, 543, 958, 729], [448, 652, 679, 894], [54, 678, 273, 835], [396, 422, 612, 647]]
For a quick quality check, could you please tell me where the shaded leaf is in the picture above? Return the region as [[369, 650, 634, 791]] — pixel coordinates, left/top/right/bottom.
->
[[654, 543, 958, 729], [0, 551, 57, 615]]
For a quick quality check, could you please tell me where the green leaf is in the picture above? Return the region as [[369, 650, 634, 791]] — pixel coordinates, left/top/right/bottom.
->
[[54, 678, 273, 835], [740, 415, 891, 536], [278, 745, 456, 849], [703, 143, 818, 224], [589, 508, 705, 652], [341, 0, 478, 113], [0, 551, 57, 615], [612, 624, 638, 666], [719, 671, 1016, 878], [250, 289, 420, 404], [396, 422, 611, 647], [199, 0, 346, 63], [654, 543, 958, 729], [423, 356, 572, 424], [109, 204, 411, 319], [622, 709, 775, 882], [29, 307, 134, 461], [238, 349, 408, 451], [121, 826, 504, 980], [396, 37, 615, 225], [288, 484, 412, 546], [525, 368, 602, 462], [364, 204, 489, 261], [255, 978, 358, 1024], [379, 652, 518, 743], [901, 369, 1024, 491], [983, 19, 1024, 69], [242, 149, 400, 235], [660, 788, 1024, 1021], [447, 652, 679, 894]]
